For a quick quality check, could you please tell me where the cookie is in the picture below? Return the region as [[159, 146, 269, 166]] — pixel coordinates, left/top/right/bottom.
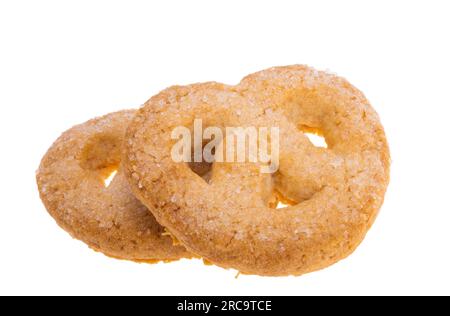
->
[[124, 65, 390, 276], [37, 110, 192, 262]]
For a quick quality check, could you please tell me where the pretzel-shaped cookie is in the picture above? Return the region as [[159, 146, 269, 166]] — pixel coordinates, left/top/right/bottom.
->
[[37, 111, 191, 262], [124, 65, 390, 276]]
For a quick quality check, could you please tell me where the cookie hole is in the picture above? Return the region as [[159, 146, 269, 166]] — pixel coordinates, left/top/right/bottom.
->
[[304, 133, 327, 148], [187, 135, 215, 183], [299, 125, 327, 148], [269, 190, 298, 209], [188, 161, 213, 182], [103, 169, 118, 188], [79, 134, 122, 171], [276, 201, 290, 209]]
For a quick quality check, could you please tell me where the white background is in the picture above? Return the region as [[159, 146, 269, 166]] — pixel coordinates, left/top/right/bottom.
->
[[1, 1, 449, 296]]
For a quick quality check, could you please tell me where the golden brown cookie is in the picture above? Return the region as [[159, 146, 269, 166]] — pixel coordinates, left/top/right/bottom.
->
[[37, 110, 191, 262], [124, 65, 390, 276]]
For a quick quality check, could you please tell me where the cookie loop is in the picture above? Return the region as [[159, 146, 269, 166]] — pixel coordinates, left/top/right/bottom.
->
[[37, 111, 191, 262], [125, 66, 390, 276]]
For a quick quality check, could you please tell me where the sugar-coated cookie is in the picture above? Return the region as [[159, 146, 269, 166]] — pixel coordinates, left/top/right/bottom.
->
[[37, 110, 192, 262], [124, 65, 390, 276]]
